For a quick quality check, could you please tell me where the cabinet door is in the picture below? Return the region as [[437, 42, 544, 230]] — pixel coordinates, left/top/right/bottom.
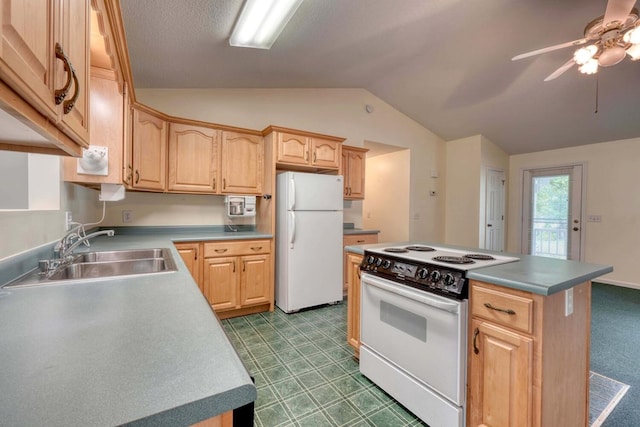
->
[[220, 131, 263, 195], [346, 253, 363, 356], [345, 149, 366, 199], [204, 256, 238, 311], [276, 132, 309, 166], [311, 137, 340, 169], [239, 254, 270, 307], [56, 0, 89, 145], [168, 123, 219, 193], [468, 318, 533, 427], [132, 108, 167, 191], [175, 243, 202, 293], [0, 0, 56, 119]]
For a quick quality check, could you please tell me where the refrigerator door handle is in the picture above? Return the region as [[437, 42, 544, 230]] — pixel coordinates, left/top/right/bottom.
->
[[289, 177, 296, 210], [289, 211, 296, 247]]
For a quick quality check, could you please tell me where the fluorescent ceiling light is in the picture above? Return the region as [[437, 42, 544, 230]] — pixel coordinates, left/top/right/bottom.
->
[[229, 0, 303, 49]]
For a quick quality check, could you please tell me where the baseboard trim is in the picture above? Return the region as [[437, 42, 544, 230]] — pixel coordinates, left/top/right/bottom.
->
[[594, 278, 640, 290]]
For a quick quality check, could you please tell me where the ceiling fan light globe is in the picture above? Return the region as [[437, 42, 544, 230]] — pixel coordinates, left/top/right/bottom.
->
[[598, 46, 627, 66], [623, 26, 640, 44], [626, 43, 640, 60], [579, 59, 598, 74], [573, 45, 598, 65]]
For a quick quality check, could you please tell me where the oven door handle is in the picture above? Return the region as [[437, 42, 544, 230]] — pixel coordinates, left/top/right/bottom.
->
[[362, 274, 461, 314]]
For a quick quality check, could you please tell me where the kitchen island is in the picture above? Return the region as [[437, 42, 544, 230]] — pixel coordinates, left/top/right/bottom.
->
[[345, 242, 612, 427], [0, 227, 271, 427]]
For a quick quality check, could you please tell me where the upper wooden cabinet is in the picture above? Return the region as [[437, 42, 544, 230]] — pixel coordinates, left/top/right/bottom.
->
[[220, 131, 263, 195], [341, 146, 368, 200], [168, 123, 220, 193], [0, 0, 90, 154], [131, 106, 167, 191], [265, 126, 344, 172]]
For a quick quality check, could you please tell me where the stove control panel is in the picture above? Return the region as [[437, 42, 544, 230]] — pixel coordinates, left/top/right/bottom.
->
[[361, 252, 467, 298]]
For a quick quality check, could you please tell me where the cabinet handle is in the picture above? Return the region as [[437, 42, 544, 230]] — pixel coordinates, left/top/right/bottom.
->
[[126, 165, 133, 183], [313, 152, 317, 162], [135, 170, 140, 184], [357, 269, 361, 279], [243, 261, 246, 272], [250, 246, 262, 251], [357, 240, 365, 243], [63, 67, 79, 114], [348, 187, 352, 196], [305, 151, 309, 161], [223, 178, 226, 189], [54, 43, 73, 104], [484, 302, 516, 315], [473, 327, 480, 355], [233, 261, 236, 272], [194, 247, 198, 261], [212, 177, 216, 190], [214, 248, 228, 253]]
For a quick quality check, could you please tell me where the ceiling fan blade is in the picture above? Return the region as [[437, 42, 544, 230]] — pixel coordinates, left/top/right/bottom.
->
[[603, 0, 636, 25], [543, 59, 576, 81], [512, 38, 587, 61]]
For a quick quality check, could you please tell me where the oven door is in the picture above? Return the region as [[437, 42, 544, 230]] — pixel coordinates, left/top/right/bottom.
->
[[360, 272, 467, 406]]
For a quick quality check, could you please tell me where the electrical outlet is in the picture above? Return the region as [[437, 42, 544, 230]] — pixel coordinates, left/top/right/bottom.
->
[[65, 211, 73, 230], [122, 210, 133, 223], [587, 215, 602, 222], [565, 288, 574, 317]]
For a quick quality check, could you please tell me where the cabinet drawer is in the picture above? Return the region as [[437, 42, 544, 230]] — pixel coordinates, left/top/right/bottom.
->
[[343, 233, 378, 246], [471, 283, 534, 334], [204, 240, 269, 257]]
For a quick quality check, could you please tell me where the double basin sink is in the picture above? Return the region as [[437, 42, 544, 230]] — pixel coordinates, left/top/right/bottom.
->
[[5, 248, 177, 288]]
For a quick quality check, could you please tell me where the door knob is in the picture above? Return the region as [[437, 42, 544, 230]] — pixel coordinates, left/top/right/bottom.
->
[[573, 227, 579, 231]]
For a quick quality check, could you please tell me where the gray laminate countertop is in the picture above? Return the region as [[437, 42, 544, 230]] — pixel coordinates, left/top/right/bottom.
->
[[343, 228, 380, 236], [0, 228, 272, 426], [345, 241, 612, 296]]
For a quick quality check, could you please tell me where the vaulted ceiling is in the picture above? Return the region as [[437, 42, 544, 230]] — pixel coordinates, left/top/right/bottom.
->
[[120, 0, 640, 154]]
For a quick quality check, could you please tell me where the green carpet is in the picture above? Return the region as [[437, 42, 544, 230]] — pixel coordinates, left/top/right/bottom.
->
[[591, 282, 639, 426]]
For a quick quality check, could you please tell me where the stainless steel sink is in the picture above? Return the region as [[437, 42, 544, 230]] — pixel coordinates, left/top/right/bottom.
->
[[4, 248, 177, 288]]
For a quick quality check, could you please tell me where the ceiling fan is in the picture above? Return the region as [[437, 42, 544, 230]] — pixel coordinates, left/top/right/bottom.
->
[[513, 0, 640, 81]]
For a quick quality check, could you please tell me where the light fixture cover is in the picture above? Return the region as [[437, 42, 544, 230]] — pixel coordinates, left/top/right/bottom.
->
[[579, 58, 598, 74], [229, 0, 303, 49], [598, 46, 627, 67], [627, 43, 640, 60], [573, 45, 598, 65]]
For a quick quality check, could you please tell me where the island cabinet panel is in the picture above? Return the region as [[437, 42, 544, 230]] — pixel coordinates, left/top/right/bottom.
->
[[175, 242, 202, 292], [343, 233, 378, 289], [168, 123, 220, 193], [468, 280, 591, 427], [220, 131, 263, 195], [346, 252, 363, 358], [239, 254, 271, 307], [204, 256, 238, 312], [191, 411, 232, 427], [131, 107, 167, 191], [468, 318, 533, 427]]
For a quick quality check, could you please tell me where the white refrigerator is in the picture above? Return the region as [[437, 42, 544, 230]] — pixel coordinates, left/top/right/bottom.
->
[[276, 172, 344, 313]]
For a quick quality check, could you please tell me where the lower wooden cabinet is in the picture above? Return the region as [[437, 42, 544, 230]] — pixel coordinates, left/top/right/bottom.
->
[[191, 410, 232, 427], [346, 252, 363, 359], [175, 239, 274, 319], [468, 280, 591, 427], [343, 233, 378, 290]]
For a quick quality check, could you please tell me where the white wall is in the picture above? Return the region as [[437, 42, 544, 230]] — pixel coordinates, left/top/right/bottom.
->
[[507, 137, 640, 289], [363, 149, 411, 243], [133, 88, 447, 241]]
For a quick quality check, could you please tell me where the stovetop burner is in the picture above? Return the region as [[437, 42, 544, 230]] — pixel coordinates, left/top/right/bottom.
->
[[432, 256, 475, 264], [405, 245, 436, 251], [463, 254, 495, 261], [384, 247, 409, 253]]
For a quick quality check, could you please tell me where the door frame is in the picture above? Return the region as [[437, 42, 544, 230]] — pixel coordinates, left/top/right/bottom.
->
[[519, 162, 587, 261]]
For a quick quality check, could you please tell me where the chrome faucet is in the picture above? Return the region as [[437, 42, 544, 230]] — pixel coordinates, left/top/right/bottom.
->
[[59, 229, 115, 260]]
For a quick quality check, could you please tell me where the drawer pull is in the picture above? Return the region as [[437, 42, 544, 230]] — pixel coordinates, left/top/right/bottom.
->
[[484, 302, 516, 315], [473, 327, 480, 354], [357, 239, 365, 243], [214, 248, 228, 253], [250, 246, 263, 251]]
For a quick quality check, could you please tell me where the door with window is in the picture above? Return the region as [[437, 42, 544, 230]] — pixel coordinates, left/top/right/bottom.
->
[[522, 165, 583, 260]]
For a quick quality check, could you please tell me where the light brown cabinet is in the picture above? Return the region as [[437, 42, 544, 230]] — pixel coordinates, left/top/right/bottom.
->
[[468, 280, 591, 427], [131, 106, 167, 191], [265, 126, 344, 171], [346, 252, 363, 359], [341, 146, 368, 199], [176, 239, 274, 320], [168, 123, 219, 193], [0, 0, 90, 154], [63, 69, 124, 184], [343, 233, 378, 290], [220, 131, 263, 195]]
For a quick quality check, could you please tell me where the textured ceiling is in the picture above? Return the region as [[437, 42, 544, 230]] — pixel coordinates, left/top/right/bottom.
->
[[120, 0, 640, 154]]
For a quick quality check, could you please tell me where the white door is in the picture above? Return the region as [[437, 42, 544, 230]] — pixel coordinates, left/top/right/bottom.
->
[[521, 165, 583, 260], [484, 169, 505, 251]]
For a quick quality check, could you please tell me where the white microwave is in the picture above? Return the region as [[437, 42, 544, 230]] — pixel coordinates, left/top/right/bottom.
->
[[225, 195, 256, 217]]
